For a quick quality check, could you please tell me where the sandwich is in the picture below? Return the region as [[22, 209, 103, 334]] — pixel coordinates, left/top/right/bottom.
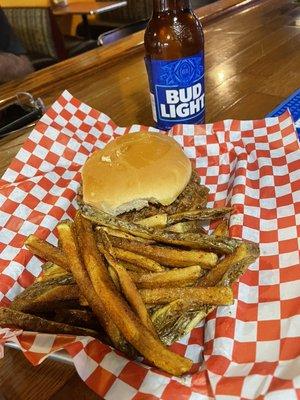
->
[[77, 131, 209, 221]]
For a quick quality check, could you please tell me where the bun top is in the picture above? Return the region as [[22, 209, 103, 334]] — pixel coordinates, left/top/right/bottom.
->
[[81, 132, 192, 216]]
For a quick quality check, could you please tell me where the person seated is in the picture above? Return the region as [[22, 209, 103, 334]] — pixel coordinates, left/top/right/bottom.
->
[[0, 8, 34, 84]]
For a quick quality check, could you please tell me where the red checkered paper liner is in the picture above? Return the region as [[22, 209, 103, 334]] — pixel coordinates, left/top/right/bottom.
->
[[0, 90, 299, 399]]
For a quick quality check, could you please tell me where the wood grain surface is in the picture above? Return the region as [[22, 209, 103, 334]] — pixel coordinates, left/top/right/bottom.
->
[[0, 0, 299, 399]]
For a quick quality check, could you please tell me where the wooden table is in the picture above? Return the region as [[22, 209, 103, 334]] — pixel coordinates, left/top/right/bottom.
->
[[0, 0, 299, 398], [53, 1, 127, 39]]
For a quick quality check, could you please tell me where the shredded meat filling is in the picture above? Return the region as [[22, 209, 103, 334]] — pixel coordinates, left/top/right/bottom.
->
[[77, 170, 209, 221]]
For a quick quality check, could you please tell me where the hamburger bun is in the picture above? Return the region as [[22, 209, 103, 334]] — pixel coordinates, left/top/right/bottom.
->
[[81, 132, 192, 216]]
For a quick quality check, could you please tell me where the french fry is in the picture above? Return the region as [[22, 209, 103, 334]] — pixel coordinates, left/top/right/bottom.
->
[[167, 207, 232, 224], [108, 265, 121, 291], [139, 286, 233, 306], [54, 309, 102, 332], [61, 219, 192, 376], [129, 265, 202, 289], [57, 220, 132, 356], [166, 220, 206, 234], [107, 236, 218, 268], [96, 226, 155, 244], [92, 208, 230, 230], [153, 242, 260, 344], [79, 293, 89, 307], [25, 235, 69, 271], [151, 298, 200, 331], [118, 261, 149, 273], [198, 242, 257, 287], [36, 262, 68, 282], [0, 307, 99, 338], [152, 301, 214, 345], [26, 231, 164, 277], [98, 229, 157, 337], [221, 242, 259, 285], [98, 242, 165, 272], [151, 230, 239, 254], [126, 271, 143, 281], [137, 214, 168, 228], [11, 275, 79, 313], [213, 220, 229, 237], [82, 208, 240, 254], [82, 207, 160, 239]]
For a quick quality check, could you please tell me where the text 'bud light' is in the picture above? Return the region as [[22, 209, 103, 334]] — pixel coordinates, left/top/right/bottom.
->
[[146, 54, 205, 130]]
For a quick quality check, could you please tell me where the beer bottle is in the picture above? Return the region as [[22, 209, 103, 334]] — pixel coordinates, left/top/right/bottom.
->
[[144, 0, 205, 130]]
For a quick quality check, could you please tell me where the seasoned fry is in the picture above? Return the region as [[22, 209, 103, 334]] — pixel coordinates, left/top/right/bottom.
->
[[129, 265, 202, 289], [74, 214, 114, 288], [152, 302, 214, 345], [36, 262, 68, 282], [74, 215, 135, 356], [166, 220, 206, 234], [140, 286, 233, 306], [107, 236, 218, 268], [57, 220, 132, 356], [115, 248, 165, 272], [152, 242, 260, 344], [198, 242, 256, 287], [119, 261, 149, 273], [26, 231, 165, 278], [25, 235, 69, 271], [83, 208, 240, 254], [127, 271, 144, 281], [151, 298, 201, 331], [96, 226, 155, 244], [67, 219, 192, 376], [98, 242, 165, 272], [137, 214, 168, 228], [213, 220, 229, 237], [221, 242, 259, 285], [0, 307, 99, 337], [98, 229, 157, 336], [11, 275, 78, 313], [108, 265, 121, 291], [136, 208, 231, 229], [167, 207, 232, 224], [82, 207, 158, 239], [150, 230, 239, 254], [54, 309, 102, 332], [79, 293, 89, 307]]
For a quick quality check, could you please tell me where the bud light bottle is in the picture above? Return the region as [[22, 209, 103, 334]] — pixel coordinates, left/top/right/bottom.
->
[[144, 0, 205, 131]]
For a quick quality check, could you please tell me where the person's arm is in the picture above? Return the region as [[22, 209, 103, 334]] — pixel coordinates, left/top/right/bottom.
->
[[0, 53, 34, 82]]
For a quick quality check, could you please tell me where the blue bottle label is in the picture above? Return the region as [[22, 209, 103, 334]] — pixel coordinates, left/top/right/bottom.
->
[[145, 52, 205, 130]]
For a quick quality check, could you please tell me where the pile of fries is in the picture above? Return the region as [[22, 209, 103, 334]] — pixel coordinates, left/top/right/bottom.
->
[[0, 205, 259, 376]]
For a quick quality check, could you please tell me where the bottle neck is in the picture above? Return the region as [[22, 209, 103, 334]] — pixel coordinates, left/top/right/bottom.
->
[[152, 0, 192, 13]]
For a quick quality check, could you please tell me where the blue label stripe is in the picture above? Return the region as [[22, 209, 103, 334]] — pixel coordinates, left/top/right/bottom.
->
[[145, 52, 205, 130]]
